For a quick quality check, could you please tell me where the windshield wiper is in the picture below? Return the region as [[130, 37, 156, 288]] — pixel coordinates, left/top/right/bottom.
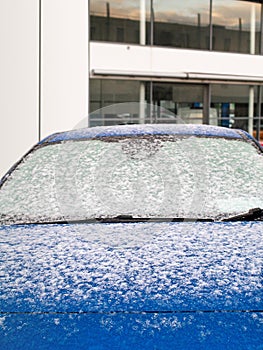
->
[[96, 216, 214, 223], [0, 215, 215, 225], [96, 215, 148, 223], [3, 209, 263, 224], [222, 207, 263, 222]]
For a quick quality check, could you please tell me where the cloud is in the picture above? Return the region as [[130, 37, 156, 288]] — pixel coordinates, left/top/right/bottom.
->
[[90, 0, 141, 20], [90, 1, 261, 29], [212, 4, 261, 29]]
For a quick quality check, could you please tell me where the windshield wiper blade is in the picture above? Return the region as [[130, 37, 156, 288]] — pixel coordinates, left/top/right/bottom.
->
[[96, 215, 148, 223], [222, 207, 263, 222], [96, 216, 215, 223], [0, 215, 215, 225]]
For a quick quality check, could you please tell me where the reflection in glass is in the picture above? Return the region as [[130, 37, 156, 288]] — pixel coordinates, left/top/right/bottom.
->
[[150, 83, 205, 124], [90, 80, 141, 126], [212, 0, 261, 54], [90, 0, 263, 55], [211, 84, 258, 133], [89, 79, 262, 139], [153, 0, 210, 49], [90, 0, 150, 44], [89, 80, 208, 126]]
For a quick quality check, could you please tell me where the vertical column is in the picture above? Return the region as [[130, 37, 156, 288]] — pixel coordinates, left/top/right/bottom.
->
[[209, 0, 213, 50], [203, 85, 211, 125], [256, 86, 262, 140], [256, 4, 263, 141], [202, 0, 213, 125], [41, 0, 89, 137], [0, 0, 39, 177], [38, 0, 42, 141], [250, 4, 256, 54], [139, 0, 146, 123], [249, 87, 254, 136], [140, 0, 146, 45], [248, 3, 256, 135], [139, 83, 146, 124]]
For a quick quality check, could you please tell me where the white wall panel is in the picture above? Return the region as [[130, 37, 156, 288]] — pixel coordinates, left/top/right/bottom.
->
[[0, 0, 39, 178], [41, 0, 89, 138], [90, 42, 263, 82], [151, 48, 263, 79], [90, 42, 152, 75]]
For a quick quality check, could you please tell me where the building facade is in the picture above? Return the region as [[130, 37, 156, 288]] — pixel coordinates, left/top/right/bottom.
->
[[1, 0, 263, 176]]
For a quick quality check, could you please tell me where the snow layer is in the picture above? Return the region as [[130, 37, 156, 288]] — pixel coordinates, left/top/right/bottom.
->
[[1, 137, 263, 224], [0, 221, 262, 313], [44, 124, 243, 143]]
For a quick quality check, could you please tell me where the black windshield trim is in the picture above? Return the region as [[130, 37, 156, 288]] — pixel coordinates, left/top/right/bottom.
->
[[0, 217, 216, 226], [3, 214, 263, 226], [236, 129, 263, 154]]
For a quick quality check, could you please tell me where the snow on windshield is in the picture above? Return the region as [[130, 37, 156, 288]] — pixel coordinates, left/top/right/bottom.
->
[[0, 136, 263, 223]]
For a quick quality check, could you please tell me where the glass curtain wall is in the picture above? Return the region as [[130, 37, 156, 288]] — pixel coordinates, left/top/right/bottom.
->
[[149, 83, 206, 124], [211, 84, 259, 133], [89, 80, 206, 125], [90, 0, 151, 44], [90, 79, 263, 141], [212, 0, 261, 54], [89, 1, 263, 139], [89, 80, 141, 126], [153, 0, 210, 49], [90, 1, 262, 54]]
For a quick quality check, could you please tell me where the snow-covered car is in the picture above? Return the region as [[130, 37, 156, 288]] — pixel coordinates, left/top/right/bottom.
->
[[0, 124, 263, 349]]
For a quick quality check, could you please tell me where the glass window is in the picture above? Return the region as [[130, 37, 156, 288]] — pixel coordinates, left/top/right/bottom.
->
[[89, 80, 206, 125], [90, 1, 263, 55], [2, 135, 263, 225], [211, 84, 258, 133], [212, 0, 261, 54], [150, 83, 205, 124], [152, 0, 210, 49], [89, 79, 262, 140], [90, 0, 150, 44], [90, 79, 141, 126]]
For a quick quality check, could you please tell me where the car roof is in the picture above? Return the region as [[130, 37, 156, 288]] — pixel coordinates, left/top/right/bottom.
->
[[40, 124, 245, 144]]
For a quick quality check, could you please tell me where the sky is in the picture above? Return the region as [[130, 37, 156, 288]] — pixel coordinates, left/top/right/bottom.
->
[[90, 0, 261, 29]]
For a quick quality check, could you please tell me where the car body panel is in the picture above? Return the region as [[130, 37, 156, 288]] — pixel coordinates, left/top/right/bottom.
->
[[1, 222, 262, 313], [0, 222, 262, 348], [1, 124, 263, 348], [1, 312, 263, 350]]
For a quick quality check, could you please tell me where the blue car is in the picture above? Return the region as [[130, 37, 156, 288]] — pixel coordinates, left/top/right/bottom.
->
[[0, 124, 263, 349]]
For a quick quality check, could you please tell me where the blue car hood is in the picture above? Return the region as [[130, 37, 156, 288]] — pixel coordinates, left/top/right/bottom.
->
[[1, 222, 263, 349], [0, 221, 262, 314]]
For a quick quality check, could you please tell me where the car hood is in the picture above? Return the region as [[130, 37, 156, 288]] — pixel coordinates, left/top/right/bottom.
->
[[0, 221, 262, 314]]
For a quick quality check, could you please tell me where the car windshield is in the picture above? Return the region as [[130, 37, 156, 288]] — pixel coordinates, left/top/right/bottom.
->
[[0, 135, 263, 224]]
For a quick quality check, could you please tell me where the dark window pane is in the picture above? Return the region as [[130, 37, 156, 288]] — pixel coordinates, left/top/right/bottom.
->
[[153, 0, 210, 50], [89, 79, 141, 126], [90, 0, 149, 44], [212, 0, 261, 54], [211, 84, 258, 133], [150, 83, 205, 124]]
